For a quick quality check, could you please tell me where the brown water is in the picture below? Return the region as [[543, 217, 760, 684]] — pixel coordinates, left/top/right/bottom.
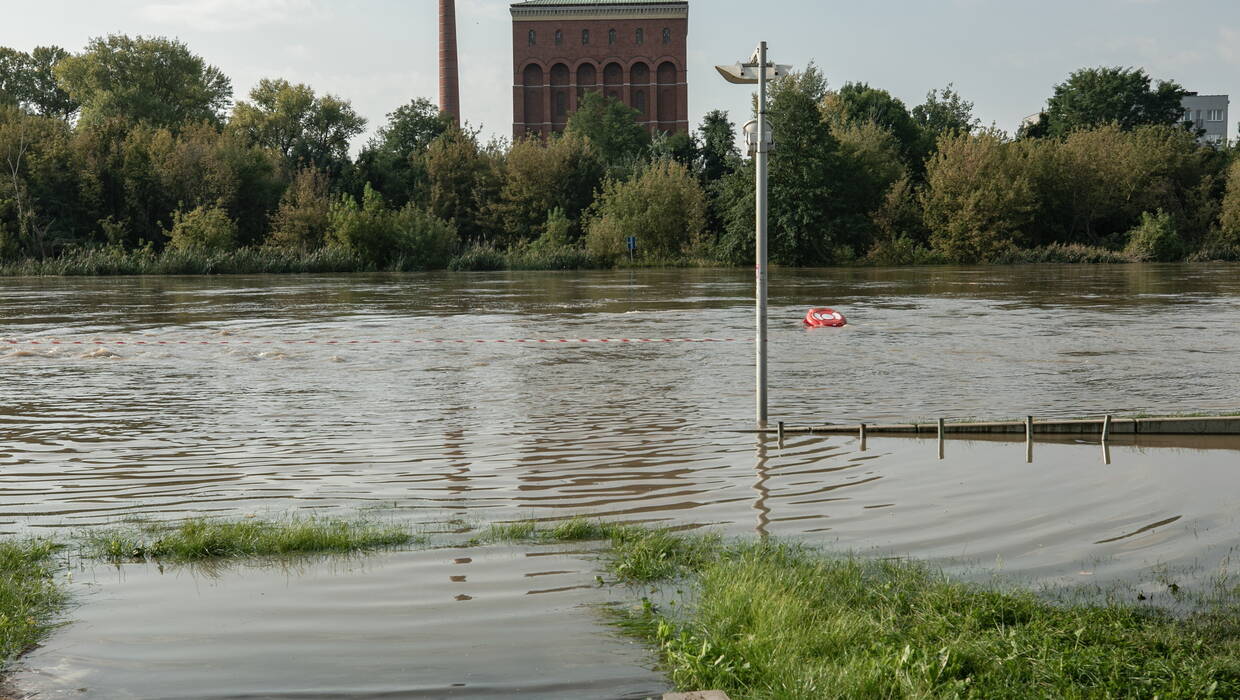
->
[[3, 264, 1240, 698]]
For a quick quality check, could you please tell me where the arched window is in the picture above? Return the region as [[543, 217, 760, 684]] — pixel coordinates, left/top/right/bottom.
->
[[635, 28, 644, 45], [582, 29, 590, 45], [528, 30, 536, 46], [522, 64, 544, 127], [634, 90, 647, 119], [608, 29, 616, 45], [663, 28, 671, 44], [555, 30, 563, 46]]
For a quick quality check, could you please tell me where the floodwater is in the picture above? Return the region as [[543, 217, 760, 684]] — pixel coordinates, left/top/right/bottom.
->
[[3, 264, 1240, 698]]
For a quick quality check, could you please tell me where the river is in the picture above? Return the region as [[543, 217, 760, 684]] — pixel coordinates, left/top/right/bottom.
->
[[3, 264, 1239, 698]]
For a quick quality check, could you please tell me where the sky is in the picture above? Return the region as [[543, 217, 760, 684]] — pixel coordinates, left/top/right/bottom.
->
[[2, 0, 1238, 148]]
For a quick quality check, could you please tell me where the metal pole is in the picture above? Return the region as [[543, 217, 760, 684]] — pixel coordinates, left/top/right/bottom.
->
[[756, 41, 769, 425]]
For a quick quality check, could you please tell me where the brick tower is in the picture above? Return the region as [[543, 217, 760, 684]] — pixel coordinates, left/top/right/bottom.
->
[[439, 0, 462, 123], [510, 0, 689, 139]]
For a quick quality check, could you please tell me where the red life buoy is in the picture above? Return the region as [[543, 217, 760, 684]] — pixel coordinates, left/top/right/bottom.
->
[[804, 308, 847, 328]]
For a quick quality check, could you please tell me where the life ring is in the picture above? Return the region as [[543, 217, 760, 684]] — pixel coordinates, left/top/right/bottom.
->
[[804, 308, 847, 328]]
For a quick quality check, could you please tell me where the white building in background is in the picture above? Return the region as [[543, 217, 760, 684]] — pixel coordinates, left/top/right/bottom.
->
[[1181, 93, 1229, 145]]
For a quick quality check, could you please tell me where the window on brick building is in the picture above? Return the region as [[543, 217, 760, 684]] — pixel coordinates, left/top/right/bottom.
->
[[608, 29, 616, 45], [582, 29, 590, 45], [663, 28, 671, 44], [555, 30, 563, 46], [528, 30, 536, 46], [636, 28, 644, 45]]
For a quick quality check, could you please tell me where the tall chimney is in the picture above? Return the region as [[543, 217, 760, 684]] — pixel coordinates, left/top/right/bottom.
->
[[439, 0, 461, 124]]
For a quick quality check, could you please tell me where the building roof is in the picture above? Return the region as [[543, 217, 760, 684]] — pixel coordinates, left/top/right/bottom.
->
[[511, 0, 688, 19], [512, 1, 684, 5]]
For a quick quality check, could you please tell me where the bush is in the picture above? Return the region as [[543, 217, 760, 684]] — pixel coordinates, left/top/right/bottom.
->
[[447, 242, 506, 271], [388, 203, 458, 270], [327, 185, 457, 268], [267, 168, 331, 251], [922, 130, 1035, 263], [166, 203, 237, 252], [1124, 210, 1185, 262], [585, 160, 706, 262], [1218, 159, 1240, 246]]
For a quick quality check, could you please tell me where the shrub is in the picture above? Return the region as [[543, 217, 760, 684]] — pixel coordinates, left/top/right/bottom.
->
[[447, 242, 506, 271], [585, 160, 706, 262], [326, 186, 390, 262], [388, 203, 458, 270], [922, 130, 1034, 263], [1124, 210, 1185, 262], [327, 184, 457, 268], [165, 203, 237, 252], [267, 168, 332, 251], [1218, 159, 1240, 246]]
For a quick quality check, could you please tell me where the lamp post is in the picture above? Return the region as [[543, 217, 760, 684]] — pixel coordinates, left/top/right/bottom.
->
[[716, 43, 791, 425]]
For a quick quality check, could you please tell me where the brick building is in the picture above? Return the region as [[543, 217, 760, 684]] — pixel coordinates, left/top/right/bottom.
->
[[510, 0, 689, 139]]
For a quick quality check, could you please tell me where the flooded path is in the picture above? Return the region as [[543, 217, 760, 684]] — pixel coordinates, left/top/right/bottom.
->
[[3, 264, 1240, 697]]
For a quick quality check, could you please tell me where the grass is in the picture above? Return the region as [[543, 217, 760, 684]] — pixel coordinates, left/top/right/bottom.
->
[[0, 541, 66, 671], [475, 518, 719, 583], [0, 245, 372, 277], [85, 516, 422, 563], [502, 523, 1240, 699]]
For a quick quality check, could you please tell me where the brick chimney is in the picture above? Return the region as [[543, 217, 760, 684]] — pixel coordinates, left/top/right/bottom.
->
[[439, 0, 461, 123]]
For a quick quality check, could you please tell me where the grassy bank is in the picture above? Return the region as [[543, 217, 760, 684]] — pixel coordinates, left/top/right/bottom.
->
[[5, 242, 1239, 278], [86, 516, 421, 563], [0, 541, 66, 673], [493, 519, 1240, 699]]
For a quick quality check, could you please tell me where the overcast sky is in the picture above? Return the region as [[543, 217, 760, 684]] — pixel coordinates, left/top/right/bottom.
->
[[2, 0, 1237, 146]]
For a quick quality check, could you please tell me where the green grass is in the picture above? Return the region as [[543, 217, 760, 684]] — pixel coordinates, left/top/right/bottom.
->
[[0, 245, 372, 277], [475, 518, 718, 583], [85, 517, 422, 563], [588, 529, 1240, 699], [0, 540, 66, 671]]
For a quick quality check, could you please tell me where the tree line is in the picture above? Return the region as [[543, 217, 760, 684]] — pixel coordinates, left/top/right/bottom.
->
[[2, 35, 1239, 273]]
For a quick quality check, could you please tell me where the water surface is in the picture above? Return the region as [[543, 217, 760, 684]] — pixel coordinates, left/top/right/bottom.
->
[[3, 264, 1239, 697]]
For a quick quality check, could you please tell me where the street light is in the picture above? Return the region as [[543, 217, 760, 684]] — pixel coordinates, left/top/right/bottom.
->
[[716, 42, 792, 425]]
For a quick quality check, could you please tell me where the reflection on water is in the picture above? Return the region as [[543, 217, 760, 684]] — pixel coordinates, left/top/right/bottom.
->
[[2, 265, 1240, 698]]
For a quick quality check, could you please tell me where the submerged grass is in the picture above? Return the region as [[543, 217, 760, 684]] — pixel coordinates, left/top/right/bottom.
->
[[86, 517, 421, 563], [0, 541, 66, 671], [476, 518, 718, 583], [588, 528, 1240, 699]]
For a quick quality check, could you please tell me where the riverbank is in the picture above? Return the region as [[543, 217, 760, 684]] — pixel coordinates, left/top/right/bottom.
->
[[0, 541, 67, 677], [3, 241, 1238, 277], [8, 517, 1239, 699], [500, 521, 1240, 699]]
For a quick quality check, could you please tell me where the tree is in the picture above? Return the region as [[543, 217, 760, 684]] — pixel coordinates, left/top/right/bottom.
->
[[697, 110, 737, 183], [822, 82, 923, 167], [229, 78, 366, 174], [0, 46, 78, 119], [357, 98, 452, 207], [585, 160, 706, 261], [1219, 159, 1240, 246], [498, 132, 605, 243], [1040, 66, 1188, 137], [913, 84, 978, 143], [564, 91, 650, 164], [922, 130, 1036, 263], [763, 66, 860, 265], [56, 35, 231, 129], [422, 126, 504, 242], [267, 168, 333, 251]]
